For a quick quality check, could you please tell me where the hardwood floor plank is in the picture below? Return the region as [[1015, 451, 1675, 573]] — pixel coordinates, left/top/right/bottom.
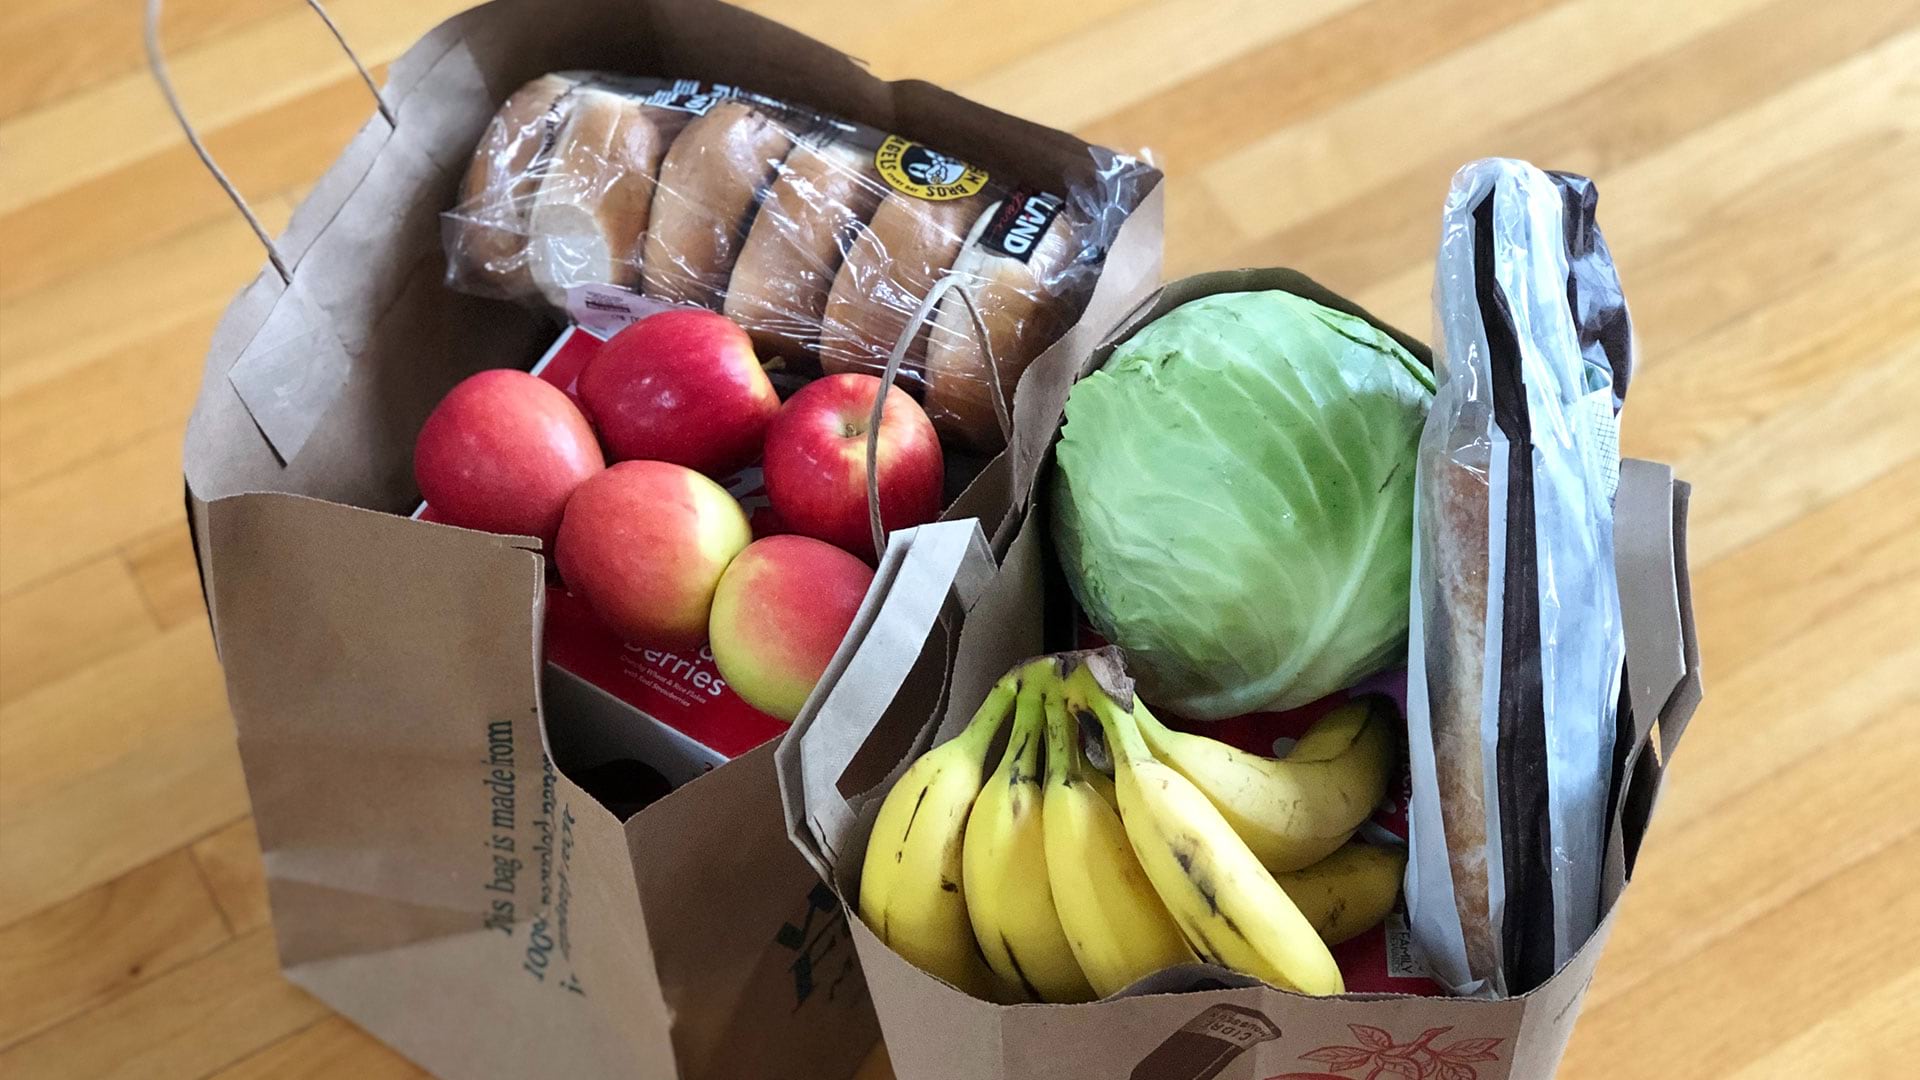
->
[[1687, 459, 1920, 689], [1564, 829, 1920, 1077], [1076, 0, 1556, 171], [1678, 347, 1920, 567], [0, 0, 468, 215], [0, 193, 293, 401], [0, 851, 231, 1049], [0, 430, 189, 596], [124, 526, 208, 633], [0, 928, 326, 1080], [0, 0, 281, 124], [1623, 247, 1920, 468], [1619, 135, 1920, 376], [0, 74, 384, 303], [958, 0, 1370, 134], [0, 315, 213, 495], [1201, 0, 1777, 244], [1346, 26, 1920, 329], [0, 554, 156, 706], [1726, 968, 1920, 1079], [206, 1016, 430, 1080], [1585, 701, 1920, 1016], [0, 619, 245, 925], [760, 0, 1158, 87], [1212, 0, 1920, 297], [188, 818, 269, 936]]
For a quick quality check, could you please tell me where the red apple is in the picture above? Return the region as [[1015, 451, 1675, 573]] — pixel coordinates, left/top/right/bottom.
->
[[762, 374, 944, 560], [708, 535, 875, 722], [414, 368, 604, 546], [577, 308, 780, 476], [554, 460, 751, 649]]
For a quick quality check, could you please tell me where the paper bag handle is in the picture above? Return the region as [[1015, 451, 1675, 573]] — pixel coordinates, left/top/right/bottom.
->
[[1603, 462, 1702, 898], [791, 521, 996, 872], [145, 0, 395, 284]]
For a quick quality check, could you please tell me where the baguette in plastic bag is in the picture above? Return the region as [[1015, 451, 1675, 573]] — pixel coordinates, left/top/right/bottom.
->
[[1406, 158, 1634, 997]]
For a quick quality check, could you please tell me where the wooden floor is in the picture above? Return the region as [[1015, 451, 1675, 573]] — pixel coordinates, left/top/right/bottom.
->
[[1, 0, 1917, 1076]]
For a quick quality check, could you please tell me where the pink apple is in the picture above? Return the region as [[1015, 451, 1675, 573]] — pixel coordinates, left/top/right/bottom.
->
[[413, 368, 604, 546], [554, 460, 751, 649], [708, 535, 875, 722], [577, 308, 780, 476], [762, 374, 944, 560]]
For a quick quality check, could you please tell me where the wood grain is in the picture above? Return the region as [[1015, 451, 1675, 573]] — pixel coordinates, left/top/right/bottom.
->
[[206, 1017, 433, 1080], [189, 818, 271, 936], [0, 929, 329, 1080], [0, 851, 231, 1048], [0, 1, 1913, 1076]]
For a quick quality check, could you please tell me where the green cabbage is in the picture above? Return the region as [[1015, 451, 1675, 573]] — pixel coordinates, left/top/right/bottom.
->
[[1052, 289, 1434, 719]]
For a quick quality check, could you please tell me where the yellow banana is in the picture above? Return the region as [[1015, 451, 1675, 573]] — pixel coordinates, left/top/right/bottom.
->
[[1041, 683, 1196, 997], [1064, 652, 1344, 996], [1086, 762, 1118, 810], [962, 679, 1097, 1003], [1132, 695, 1396, 872], [1273, 843, 1407, 946], [857, 674, 1016, 997]]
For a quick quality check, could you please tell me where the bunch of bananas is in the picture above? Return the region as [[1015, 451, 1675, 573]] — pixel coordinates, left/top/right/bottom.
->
[[857, 648, 1404, 1003]]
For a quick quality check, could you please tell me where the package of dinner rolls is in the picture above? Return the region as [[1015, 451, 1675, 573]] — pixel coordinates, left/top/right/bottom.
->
[[443, 73, 1147, 452], [1405, 158, 1635, 998]]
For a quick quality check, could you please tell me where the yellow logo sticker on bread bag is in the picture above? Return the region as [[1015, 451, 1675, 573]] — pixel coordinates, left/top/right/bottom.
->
[[874, 136, 989, 200]]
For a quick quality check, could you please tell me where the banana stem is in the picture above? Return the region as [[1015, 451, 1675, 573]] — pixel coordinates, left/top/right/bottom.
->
[[1005, 681, 1043, 785], [1064, 663, 1154, 767], [1042, 691, 1081, 787], [957, 674, 1020, 754]]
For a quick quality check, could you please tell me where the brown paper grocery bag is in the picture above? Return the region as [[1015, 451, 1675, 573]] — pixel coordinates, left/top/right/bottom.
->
[[779, 271, 1704, 1080], [202, 490, 881, 1080], [175, 1, 1164, 1077]]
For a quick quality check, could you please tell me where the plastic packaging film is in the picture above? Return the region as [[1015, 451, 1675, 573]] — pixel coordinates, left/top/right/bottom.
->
[[443, 74, 1148, 453], [1405, 158, 1633, 998]]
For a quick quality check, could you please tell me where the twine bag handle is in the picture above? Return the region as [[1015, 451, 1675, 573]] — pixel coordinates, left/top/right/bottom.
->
[[145, 0, 396, 284], [863, 277, 1008, 558]]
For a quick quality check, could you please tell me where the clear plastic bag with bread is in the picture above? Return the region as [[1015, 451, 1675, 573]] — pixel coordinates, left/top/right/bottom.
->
[[1404, 158, 1635, 998], [443, 73, 1147, 453]]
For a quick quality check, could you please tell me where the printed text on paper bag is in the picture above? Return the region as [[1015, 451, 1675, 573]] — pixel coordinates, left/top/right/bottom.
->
[[480, 718, 587, 997], [776, 882, 863, 1011]]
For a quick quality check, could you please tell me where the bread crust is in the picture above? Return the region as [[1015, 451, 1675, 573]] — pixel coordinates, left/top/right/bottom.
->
[[723, 140, 883, 365], [922, 200, 1078, 451], [1424, 444, 1503, 984], [818, 190, 989, 386], [641, 100, 795, 308], [448, 73, 577, 298], [526, 89, 687, 308]]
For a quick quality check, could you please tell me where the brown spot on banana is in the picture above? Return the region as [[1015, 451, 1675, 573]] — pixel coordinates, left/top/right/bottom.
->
[[1179, 914, 1225, 967], [901, 786, 930, 843], [1001, 937, 1042, 1002]]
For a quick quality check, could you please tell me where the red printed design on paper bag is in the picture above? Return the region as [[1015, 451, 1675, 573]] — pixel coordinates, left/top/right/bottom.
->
[[1269, 1026, 1504, 1080]]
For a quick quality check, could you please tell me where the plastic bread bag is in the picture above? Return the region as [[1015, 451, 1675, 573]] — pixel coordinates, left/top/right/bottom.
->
[[446, 73, 684, 304], [443, 74, 1149, 453], [1404, 158, 1633, 997]]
